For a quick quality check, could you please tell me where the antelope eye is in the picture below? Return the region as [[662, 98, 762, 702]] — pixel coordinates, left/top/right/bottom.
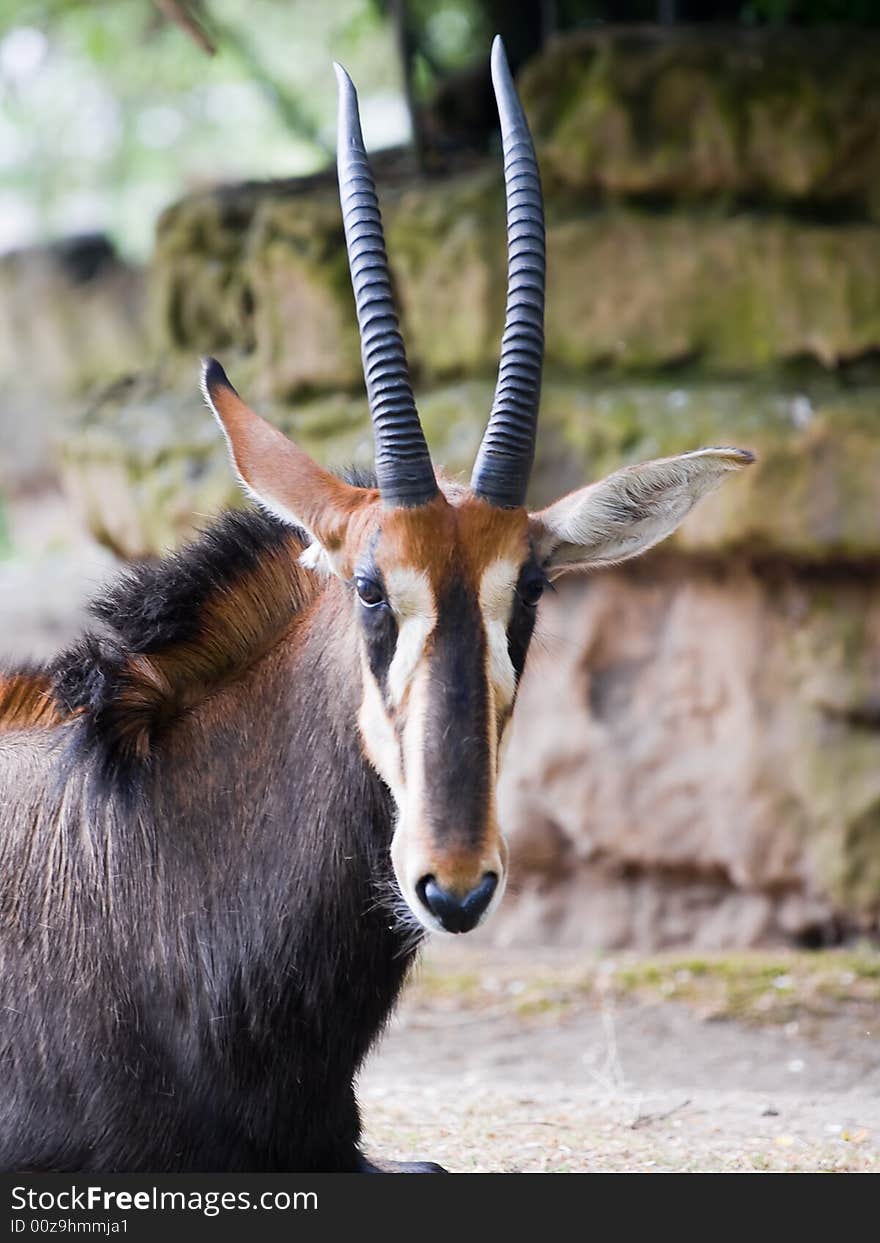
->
[[519, 576, 545, 608], [355, 576, 386, 609]]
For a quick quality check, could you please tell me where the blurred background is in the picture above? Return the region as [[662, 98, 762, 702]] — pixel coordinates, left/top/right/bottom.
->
[[2, 0, 880, 956], [3, 0, 880, 1173]]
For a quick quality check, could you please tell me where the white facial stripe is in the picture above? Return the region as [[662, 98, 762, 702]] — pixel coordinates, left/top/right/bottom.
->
[[479, 558, 519, 712], [384, 567, 436, 707], [358, 668, 404, 803], [397, 661, 430, 837]]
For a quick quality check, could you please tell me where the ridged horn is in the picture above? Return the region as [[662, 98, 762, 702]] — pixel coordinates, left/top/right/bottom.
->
[[334, 62, 438, 508], [471, 35, 546, 509]]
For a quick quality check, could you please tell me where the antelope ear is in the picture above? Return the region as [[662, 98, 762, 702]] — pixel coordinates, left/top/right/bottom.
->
[[530, 447, 755, 576], [202, 357, 367, 572]]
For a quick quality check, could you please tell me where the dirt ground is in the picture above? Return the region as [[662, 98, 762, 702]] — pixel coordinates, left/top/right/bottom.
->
[[359, 945, 880, 1173]]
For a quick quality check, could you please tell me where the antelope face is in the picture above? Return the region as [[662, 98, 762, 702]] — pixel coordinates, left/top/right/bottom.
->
[[204, 38, 755, 935], [345, 491, 538, 933]]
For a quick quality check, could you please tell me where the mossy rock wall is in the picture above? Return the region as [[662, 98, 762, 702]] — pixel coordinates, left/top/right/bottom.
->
[[0, 235, 144, 496], [147, 29, 880, 386], [37, 28, 880, 947], [151, 177, 880, 384], [0, 235, 144, 396], [500, 556, 880, 948], [519, 27, 880, 215], [58, 375, 880, 564]]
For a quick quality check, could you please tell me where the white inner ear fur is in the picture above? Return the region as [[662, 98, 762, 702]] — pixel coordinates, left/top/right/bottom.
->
[[533, 447, 753, 575], [298, 540, 342, 578], [478, 558, 519, 713], [358, 666, 405, 803]]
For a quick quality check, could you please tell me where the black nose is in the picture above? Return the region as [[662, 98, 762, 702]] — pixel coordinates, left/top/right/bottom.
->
[[416, 873, 498, 933]]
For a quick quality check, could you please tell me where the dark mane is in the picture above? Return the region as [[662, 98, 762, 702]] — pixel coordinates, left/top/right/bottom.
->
[[1, 508, 318, 772], [74, 507, 301, 656]]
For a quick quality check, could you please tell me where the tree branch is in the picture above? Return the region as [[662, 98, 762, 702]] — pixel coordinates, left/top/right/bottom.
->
[[153, 0, 216, 56]]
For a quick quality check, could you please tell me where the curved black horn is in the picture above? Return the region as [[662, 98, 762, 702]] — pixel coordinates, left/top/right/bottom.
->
[[334, 63, 438, 508], [471, 35, 546, 509]]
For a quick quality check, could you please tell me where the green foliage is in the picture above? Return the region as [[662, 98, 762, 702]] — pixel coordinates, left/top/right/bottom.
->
[[0, 0, 398, 258], [742, 0, 880, 21], [0, 1, 876, 260]]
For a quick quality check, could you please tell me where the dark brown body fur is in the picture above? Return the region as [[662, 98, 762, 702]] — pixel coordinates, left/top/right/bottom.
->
[[0, 510, 415, 1171]]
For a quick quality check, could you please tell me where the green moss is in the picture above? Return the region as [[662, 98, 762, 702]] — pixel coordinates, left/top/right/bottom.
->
[[246, 192, 363, 398], [519, 27, 880, 216], [149, 154, 880, 384], [150, 186, 262, 356], [406, 950, 880, 1029], [58, 372, 880, 563], [545, 211, 880, 374], [385, 171, 506, 381], [839, 803, 880, 915]]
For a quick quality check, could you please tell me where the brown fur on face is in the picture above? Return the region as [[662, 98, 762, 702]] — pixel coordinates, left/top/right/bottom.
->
[[337, 486, 531, 926], [348, 489, 530, 592], [205, 364, 375, 551]]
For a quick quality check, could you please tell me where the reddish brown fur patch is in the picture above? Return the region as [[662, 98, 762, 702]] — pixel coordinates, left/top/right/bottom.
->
[[0, 672, 65, 732], [339, 490, 531, 594], [104, 535, 318, 761], [209, 377, 376, 544]]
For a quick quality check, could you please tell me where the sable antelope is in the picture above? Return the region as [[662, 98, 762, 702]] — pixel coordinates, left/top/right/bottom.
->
[[0, 39, 753, 1172]]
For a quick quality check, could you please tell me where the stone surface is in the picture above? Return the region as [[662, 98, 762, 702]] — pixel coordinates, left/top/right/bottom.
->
[[0, 235, 144, 396], [385, 171, 506, 379], [495, 556, 880, 949], [150, 170, 880, 381], [0, 490, 117, 664], [545, 212, 880, 372], [145, 29, 880, 384], [57, 373, 229, 559], [247, 187, 364, 398], [149, 182, 266, 358], [58, 374, 880, 563], [0, 235, 145, 495], [520, 27, 880, 216]]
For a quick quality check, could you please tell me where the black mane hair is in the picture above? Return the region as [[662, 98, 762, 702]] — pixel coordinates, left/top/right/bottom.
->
[[44, 508, 312, 779], [89, 507, 296, 654]]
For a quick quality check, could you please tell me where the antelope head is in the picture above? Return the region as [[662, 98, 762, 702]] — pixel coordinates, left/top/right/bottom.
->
[[203, 38, 754, 935]]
